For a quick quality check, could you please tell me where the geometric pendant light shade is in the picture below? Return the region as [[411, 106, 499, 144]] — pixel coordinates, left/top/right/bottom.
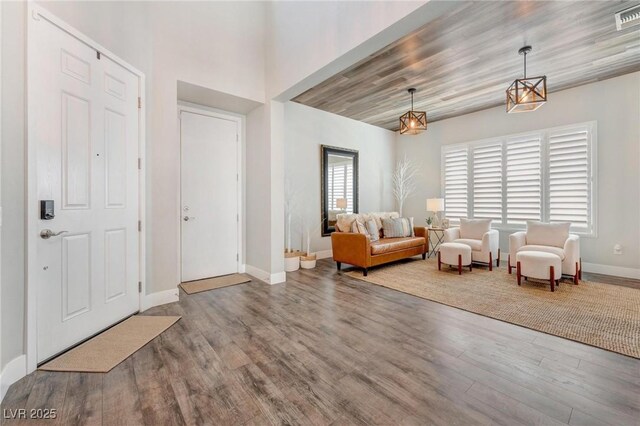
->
[[506, 46, 547, 113], [399, 88, 427, 134]]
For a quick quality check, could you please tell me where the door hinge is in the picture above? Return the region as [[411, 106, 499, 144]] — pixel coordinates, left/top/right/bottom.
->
[[236, 173, 239, 181], [138, 220, 142, 232], [236, 253, 239, 261], [236, 133, 239, 142], [97, 51, 101, 60], [138, 158, 142, 170], [138, 97, 142, 109], [138, 281, 142, 293]]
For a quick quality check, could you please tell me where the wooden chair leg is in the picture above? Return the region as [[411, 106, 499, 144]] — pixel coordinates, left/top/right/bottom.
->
[[489, 252, 493, 272], [575, 261, 580, 284], [336, 262, 341, 271], [579, 258, 582, 280], [363, 268, 368, 277], [458, 254, 462, 275], [508, 255, 512, 274], [438, 251, 442, 271], [516, 261, 521, 286], [422, 252, 426, 260], [550, 266, 555, 292], [469, 264, 472, 272], [497, 249, 501, 267]]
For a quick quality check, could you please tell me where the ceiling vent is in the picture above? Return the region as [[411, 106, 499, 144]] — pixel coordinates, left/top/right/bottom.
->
[[615, 4, 640, 30]]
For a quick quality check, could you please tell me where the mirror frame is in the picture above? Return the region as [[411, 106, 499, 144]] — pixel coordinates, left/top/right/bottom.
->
[[321, 145, 359, 236]]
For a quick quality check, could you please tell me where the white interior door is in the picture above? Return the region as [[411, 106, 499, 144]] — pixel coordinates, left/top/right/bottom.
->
[[30, 16, 140, 362], [180, 111, 238, 282]]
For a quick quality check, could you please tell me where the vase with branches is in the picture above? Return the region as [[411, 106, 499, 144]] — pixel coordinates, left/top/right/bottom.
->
[[392, 155, 420, 216]]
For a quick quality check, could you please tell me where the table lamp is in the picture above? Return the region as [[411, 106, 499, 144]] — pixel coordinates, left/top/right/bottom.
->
[[336, 198, 348, 211], [426, 198, 444, 227]]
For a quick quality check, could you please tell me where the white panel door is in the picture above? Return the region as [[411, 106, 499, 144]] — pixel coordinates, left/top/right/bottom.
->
[[30, 17, 140, 362], [180, 112, 238, 282]]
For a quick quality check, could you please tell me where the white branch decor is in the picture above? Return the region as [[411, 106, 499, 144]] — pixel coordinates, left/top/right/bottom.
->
[[392, 155, 420, 216], [284, 178, 300, 253]]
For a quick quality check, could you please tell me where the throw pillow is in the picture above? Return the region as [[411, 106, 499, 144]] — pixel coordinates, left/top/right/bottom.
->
[[459, 218, 491, 240], [351, 220, 369, 236], [382, 217, 414, 238], [365, 219, 379, 242], [526, 221, 570, 248]]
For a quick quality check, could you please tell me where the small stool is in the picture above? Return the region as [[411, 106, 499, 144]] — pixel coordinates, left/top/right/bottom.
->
[[516, 252, 562, 292], [438, 242, 472, 275]]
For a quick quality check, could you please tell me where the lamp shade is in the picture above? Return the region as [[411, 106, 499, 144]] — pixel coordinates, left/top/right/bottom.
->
[[426, 198, 444, 212], [336, 198, 348, 209]]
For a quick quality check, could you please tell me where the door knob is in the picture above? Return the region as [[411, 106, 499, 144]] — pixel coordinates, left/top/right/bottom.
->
[[40, 229, 68, 239], [183, 216, 195, 222]]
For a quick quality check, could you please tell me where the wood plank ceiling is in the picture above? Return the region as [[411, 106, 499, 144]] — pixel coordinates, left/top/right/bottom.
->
[[292, 1, 640, 130]]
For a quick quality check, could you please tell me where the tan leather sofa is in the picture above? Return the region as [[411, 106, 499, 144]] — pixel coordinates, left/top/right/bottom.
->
[[331, 223, 427, 276]]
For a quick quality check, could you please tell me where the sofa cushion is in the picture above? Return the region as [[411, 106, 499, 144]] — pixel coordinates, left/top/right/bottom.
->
[[371, 237, 425, 255], [526, 221, 570, 248], [460, 218, 491, 240], [369, 212, 400, 233], [365, 219, 379, 242], [382, 217, 414, 238], [351, 220, 368, 235], [336, 213, 368, 232], [517, 245, 565, 260], [454, 238, 483, 251], [336, 212, 398, 233]]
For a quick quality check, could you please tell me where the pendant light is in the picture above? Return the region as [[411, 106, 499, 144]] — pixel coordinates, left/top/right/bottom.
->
[[506, 46, 547, 113], [399, 88, 427, 134]]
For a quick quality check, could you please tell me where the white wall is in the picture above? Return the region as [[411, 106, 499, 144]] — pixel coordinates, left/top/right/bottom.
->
[[284, 102, 396, 254], [1, 0, 26, 374], [397, 72, 640, 273], [1, 1, 266, 373]]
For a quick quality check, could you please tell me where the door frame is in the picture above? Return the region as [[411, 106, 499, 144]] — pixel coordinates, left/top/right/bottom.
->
[[177, 103, 244, 283], [25, 5, 146, 373]]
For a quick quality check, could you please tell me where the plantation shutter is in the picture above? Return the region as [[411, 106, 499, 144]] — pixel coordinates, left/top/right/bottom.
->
[[548, 128, 590, 232], [506, 136, 542, 225], [443, 148, 468, 223], [472, 143, 503, 222]]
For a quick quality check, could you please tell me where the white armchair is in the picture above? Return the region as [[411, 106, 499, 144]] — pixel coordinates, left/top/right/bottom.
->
[[444, 218, 500, 270], [508, 221, 581, 284]]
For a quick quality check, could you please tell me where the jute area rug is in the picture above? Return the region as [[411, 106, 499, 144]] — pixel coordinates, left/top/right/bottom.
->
[[346, 259, 640, 359], [40, 315, 181, 372], [180, 273, 251, 295]]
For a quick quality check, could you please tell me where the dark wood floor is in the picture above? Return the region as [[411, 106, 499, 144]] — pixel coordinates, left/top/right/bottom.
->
[[2, 259, 639, 425]]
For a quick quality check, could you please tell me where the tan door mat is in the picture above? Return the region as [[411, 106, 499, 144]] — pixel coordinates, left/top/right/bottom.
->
[[39, 315, 181, 373], [180, 273, 251, 294]]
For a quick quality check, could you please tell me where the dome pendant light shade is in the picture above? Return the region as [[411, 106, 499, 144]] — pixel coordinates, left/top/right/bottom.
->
[[399, 88, 427, 134], [506, 46, 547, 113]]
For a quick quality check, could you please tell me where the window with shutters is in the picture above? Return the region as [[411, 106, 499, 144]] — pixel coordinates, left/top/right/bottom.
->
[[441, 122, 596, 236], [548, 127, 593, 234], [506, 136, 542, 225], [442, 147, 468, 223], [472, 143, 503, 221]]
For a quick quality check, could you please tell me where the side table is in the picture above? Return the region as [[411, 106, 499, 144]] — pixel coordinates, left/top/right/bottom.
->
[[426, 227, 446, 258]]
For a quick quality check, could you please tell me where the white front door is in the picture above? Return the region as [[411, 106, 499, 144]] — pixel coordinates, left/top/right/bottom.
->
[[30, 16, 140, 362], [180, 111, 238, 282]]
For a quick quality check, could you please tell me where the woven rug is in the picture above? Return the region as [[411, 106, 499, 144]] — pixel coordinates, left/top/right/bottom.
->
[[346, 259, 640, 358], [180, 274, 251, 295], [40, 316, 181, 372]]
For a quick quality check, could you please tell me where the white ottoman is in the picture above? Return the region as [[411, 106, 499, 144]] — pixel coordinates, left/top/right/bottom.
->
[[516, 251, 562, 292], [438, 242, 472, 275]]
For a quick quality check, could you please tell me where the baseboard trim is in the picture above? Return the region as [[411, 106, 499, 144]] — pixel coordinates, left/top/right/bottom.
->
[[245, 265, 286, 285], [582, 262, 640, 280], [315, 249, 333, 260], [141, 288, 179, 311], [1, 355, 26, 402]]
